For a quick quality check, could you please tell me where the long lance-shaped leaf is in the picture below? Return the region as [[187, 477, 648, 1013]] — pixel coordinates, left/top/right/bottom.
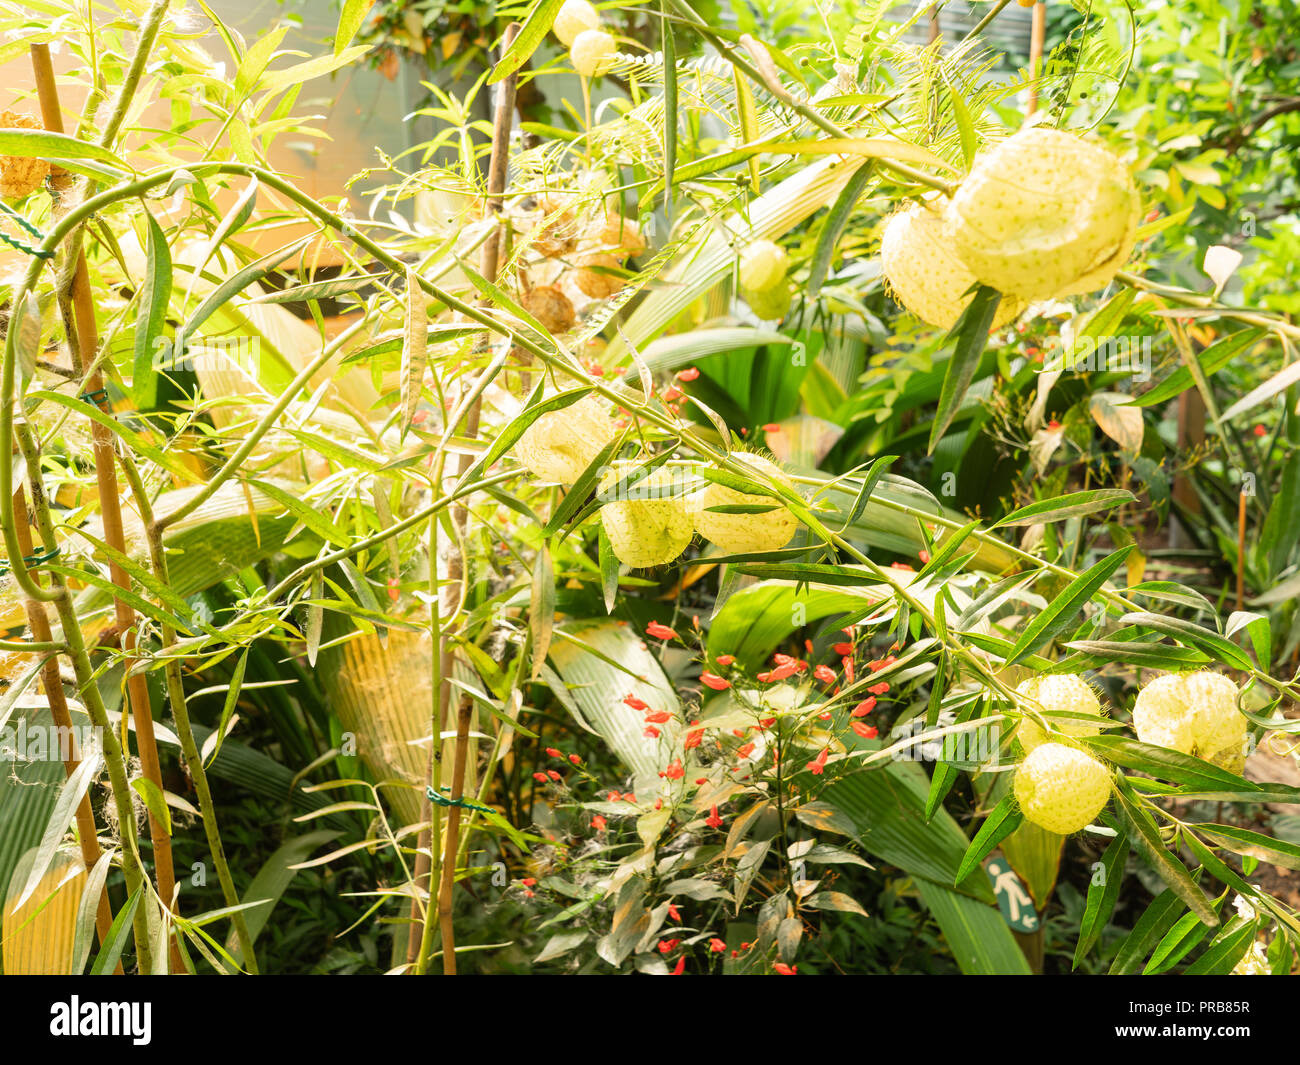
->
[[954, 793, 1022, 885], [1112, 778, 1218, 927], [1005, 546, 1132, 666], [13, 748, 104, 911], [132, 211, 172, 409], [0, 128, 128, 168], [489, 0, 563, 84], [991, 489, 1135, 529], [661, 0, 677, 215], [1133, 327, 1265, 408], [1073, 831, 1129, 969], [928, 286, 1001, 453], [89, 884, 142, 976], [808, 161, 875, 298]]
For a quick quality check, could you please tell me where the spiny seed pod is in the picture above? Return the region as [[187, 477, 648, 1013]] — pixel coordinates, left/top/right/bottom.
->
[[946, 127, 1140, 301], [512, 394, 616, 484], [522, 285, 576, 334], [599, 463, 696, 567], [1014, 674, 1105, 753], [553, 0, 601, 46], [738, 239, 789, 293], [571, 29, 617, 78], [695, 453, 798, 554], [1132, 671, 1248, 770], [742, 283, 791, 322], [0, 111, 50, 201], [1013, 742, 1111, 834], [575, 251, 624, 299], [881, 201, 1024, 330], [585, 209, 646, 259]]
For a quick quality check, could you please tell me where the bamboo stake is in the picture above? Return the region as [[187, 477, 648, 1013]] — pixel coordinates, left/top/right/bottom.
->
[[410, 21, 521, 976], [1236, 490, 1247, 612], [10, 484, 117, 965], [30, 40, 181, 971], [1027, 1, 1046, 117]]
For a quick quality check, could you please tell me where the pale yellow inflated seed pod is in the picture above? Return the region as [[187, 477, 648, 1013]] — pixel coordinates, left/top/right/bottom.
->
[[881, 201, 1024, 330], [570, 29, 617, 77], [738, 239, 789, 293], [1132, 671, 1248, 771], [946, 127, 1140, 302], [1013, 743, 1111, 834], [1014, 674, 1105, 753], [695, 453, 798, 553], [599, 463, 695, 567], [742, 283, 791, 322], [512, 394, 616, 484], [553, 0, 600, 46]]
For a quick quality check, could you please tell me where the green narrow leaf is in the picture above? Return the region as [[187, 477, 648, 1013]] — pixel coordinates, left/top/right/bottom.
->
[[334, 0, 373, 55], [13, 292, 40, 395], [943, 74, 977, 167], [70, 846, 117, 975], [954, 794, 1023, 885], [1134, 328, 1264, 407], [184, 176, 259, 309], [305, 570, 324, 667], [0, 128, 129, 168], [1192, 823, 1300, 872], [1005, 547, 1131, 665], [529, 544, 556, 681], [132, 211, 172, 409], [598, 526, 620, 614], [401, 265, 428, 438], [463, 385, 593, 487], [1144, 908, 1217, 974], [13, 750, 103, 910], [1108, 888, 1185, 975], [489, 0, 564, 84], [1183, 918, 1257, 975], [130, 777, 173, 837], [1073, 831, 1129, 968], [928, 286, 1001, 453], [808, 162, 875, 299], [991, 489, 1135, 529], [733, 68, 762, 194], [206, 647, 250, 768], [662, 1, 677, 214], [924, 696, 983, 821], [1112, 779, 1218, 927], [89, 884, 142, 976]]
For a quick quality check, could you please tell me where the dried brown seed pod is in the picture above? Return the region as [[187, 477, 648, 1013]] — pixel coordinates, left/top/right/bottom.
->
[[584, 209, 646, 259], [574, 252, 625, 299], [0, 111, 50, 201], [521, 284, 576, 334]]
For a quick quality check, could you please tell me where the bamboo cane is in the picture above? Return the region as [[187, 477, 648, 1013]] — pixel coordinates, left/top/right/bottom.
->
[[30, 40, 182, 971]]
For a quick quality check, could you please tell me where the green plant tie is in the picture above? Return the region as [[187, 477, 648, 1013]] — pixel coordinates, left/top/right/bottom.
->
[[426, 785, 493, 815], [79, 387, 110, 408], [0, 201, 52, 258], [0, 545, 61, 577]]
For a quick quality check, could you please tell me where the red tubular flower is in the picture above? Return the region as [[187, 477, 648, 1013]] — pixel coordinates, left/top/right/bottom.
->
[[804, 639, 815, 654], [842, 658, 855, 684], [643, 725, 661, 738], [386, 577, 400, 602], [756, 671, 772, 683], [608, 790, 621, 802], [763, 423, 781, 433], [668, 904, 681, 922], [592, 814, 607, 831], [773, 963, 797, 975], [1254, 424, 1267, 437], [676, 367, 700, 382], [817, 711, 831, 721], [868, 682, 890, 696], [663, 385, 683, 402], [624, 694, 649, 711], [623, 793, 637, 803], [851, 697, 877, 718], [918, 549, 932, 564], [759, 717, 776, 729], [773, 653, 795, 667], [532, 772, 548, 783], [768, 662, 797, 681], [645, 710, 672, 723], [671, 957, 686, 975], [700, 672, 730, 690], [868, 655, 897, 673], [715, 654, 735, 667], [851, 721, 878, 739], [664, 759, 685, 780], [569, 753, 581, 765], [521, 877, 536, 886], [654, 798, 664, 810], [545, 747, 563, 758], [806, 748, 829, 775], [736, 742, 756, 759], [547, 770, 562, 782], [705, 805, 724, 829], [709, 938, 727, 953], [659, 938, 681, 954], [646, 620, 678, 640], [695, 777, 707, 785], [813, 664, 836, 684], [833, 642, 854, 656], [684, 727, 705, 749]]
